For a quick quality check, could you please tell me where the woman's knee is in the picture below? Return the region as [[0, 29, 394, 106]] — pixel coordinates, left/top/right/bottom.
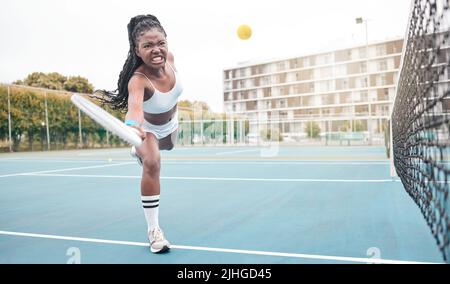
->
[[142, 155, 161, 173]]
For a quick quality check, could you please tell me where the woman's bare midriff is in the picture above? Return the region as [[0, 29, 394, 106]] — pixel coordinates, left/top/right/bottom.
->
[[144, 104, 177, 125]]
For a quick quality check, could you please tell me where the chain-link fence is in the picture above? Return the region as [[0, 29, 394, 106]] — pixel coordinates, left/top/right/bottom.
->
[[1, 83, 388, 152], [0, 84, 128, 152]]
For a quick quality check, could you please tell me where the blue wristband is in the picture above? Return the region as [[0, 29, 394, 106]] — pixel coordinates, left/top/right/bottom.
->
[[125, 119, 138, 126]]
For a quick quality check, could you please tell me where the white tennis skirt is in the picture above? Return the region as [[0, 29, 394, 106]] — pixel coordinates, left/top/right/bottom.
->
[[142, 111, 179, 140]]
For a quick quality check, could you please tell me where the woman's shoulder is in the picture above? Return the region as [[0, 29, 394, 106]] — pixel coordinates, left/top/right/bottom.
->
[[167, 52, 176, 71], [167, 52, 175, 62], [128, 70, 148, 91]]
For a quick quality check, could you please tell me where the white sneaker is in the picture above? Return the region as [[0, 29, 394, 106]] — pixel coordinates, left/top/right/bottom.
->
[[130, 146, 143, 166], [149, 227, 171, 253]]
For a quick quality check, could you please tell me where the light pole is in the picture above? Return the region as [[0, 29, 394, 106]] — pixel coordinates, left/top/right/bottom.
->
[[41, 121, 45, 150], [309, 111, 313, 139], [78, 108, 82, 148], [44, 92, 50, 150], [356, 17, 372, 145]]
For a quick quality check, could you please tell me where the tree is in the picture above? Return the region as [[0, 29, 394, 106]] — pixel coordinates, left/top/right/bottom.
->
[[340, 120, 365, 132], [64, 76, 94, 93], [0, 87, 9, 142], [260, 127, 283, 142], [21, 72, 67, 90], [304, 121, 321, 138], [192, 101, 210, 112], [13, 72, 94, 94], [178, 100, 193, 109]]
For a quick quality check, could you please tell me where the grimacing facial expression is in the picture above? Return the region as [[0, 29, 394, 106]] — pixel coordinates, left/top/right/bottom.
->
[[135, 28, 168, 69]]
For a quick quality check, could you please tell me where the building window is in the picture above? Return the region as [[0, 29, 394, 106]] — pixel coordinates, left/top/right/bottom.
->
[[380, 74, 386, 86], [317, 53, 332, 65], [322, 94, 336, 105], [340, 93, 352, 104], [355, 105, 369, 116], [278, 99, 287, 108], [378, 60, 387, 71], [359, 47, 367, 59], [263, 88, 271, 97], [289, 59, 298, 69], [322, 109, 332, 117], [376, 45, 386, 56], [277, 62, 286, 71], [337, 79, 348, 90], [360, 91, 368, 102], [335, 65, 347, 76], [360, 62, 367, 73], [319, 67, 333, 78], [303, 57, 310, 67], [262, 76, 271, 86]]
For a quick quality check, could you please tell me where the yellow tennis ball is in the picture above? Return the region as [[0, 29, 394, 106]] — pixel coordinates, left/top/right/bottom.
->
[[237, 24, 252, 40]]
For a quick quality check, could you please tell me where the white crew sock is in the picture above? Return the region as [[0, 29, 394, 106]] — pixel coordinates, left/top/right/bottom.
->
[[141, 195, 160, 233]]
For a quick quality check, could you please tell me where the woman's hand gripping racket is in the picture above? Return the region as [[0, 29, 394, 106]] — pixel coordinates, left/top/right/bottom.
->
[[70, 94, 144, 147]]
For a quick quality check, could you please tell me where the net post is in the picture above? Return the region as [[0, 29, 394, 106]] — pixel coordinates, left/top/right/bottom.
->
[[389, 118, 396, 178], [389, 0, 413, 178]]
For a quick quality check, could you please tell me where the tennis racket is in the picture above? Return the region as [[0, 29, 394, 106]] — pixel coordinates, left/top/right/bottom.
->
[[70, 94, 143, 147]]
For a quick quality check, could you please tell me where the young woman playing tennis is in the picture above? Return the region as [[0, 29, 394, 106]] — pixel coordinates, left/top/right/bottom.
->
[[98, 14, 182, 253]]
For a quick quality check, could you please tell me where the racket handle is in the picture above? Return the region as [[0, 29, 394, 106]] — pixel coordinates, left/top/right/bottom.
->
[[128, 126, 145, 141]]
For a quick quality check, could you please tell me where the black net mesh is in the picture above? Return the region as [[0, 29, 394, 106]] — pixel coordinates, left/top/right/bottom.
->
[[391, 0, 450, 262]]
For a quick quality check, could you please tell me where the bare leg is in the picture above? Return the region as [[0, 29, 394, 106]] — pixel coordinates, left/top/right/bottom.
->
[[135, 132, 171, 253], [159, 129, 178, 150], [136, 132, 161, 196]]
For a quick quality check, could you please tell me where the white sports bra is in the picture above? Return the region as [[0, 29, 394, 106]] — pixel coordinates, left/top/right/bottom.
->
[[134, 63, 183, 114]]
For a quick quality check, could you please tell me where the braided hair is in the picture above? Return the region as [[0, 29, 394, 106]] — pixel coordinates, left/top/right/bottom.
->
[[95, 14, 167, 110]]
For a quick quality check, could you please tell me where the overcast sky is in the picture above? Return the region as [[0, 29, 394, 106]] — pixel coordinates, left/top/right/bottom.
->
[[0, 0, 411, 112]]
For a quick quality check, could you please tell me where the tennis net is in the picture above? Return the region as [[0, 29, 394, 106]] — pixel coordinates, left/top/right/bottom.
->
[[391, 0, 450, 262]]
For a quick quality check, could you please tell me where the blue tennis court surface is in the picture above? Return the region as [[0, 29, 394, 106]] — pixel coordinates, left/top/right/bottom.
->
[[0, 146, 444, 263]]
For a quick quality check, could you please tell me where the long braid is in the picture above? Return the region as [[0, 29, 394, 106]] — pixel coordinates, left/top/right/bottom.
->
[[94, 14, 167, 111]]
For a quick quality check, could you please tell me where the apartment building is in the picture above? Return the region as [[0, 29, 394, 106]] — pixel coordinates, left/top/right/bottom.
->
[[223, 38, 404, 143]]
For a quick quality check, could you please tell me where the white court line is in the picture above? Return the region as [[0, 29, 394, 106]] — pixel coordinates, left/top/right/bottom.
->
[[159, 177, 399, 183], [163, 161, 390, 165], [0, 158, 389, 165], [0, 230, 438, 264], [215, 149, 261, 155], [26, 173, 400, 183], [27, 173, 141, 179], [0, 162, 135, 178], [0, 159, 112, 164]]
